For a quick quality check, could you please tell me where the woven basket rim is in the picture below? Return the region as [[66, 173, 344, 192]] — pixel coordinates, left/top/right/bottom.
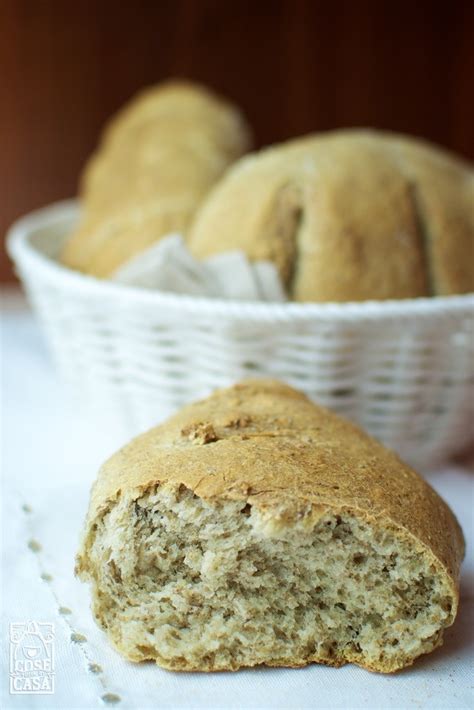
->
[[7, 199, 474, 322]]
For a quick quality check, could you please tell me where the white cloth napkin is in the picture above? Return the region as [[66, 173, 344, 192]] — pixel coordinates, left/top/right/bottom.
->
[[2, 291, 474, 710], [112, 235, 287, 302]]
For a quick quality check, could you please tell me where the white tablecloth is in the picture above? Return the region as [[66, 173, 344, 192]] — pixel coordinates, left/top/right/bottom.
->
[[1, 289, 473, 710]]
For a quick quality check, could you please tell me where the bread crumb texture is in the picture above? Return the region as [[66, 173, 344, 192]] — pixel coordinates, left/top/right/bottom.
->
[[77, 380, 464, 673]]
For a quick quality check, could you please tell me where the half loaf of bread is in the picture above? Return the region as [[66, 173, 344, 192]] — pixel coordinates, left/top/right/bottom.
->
[[61, 80, 252, 276], [76, 380, 464, 672]]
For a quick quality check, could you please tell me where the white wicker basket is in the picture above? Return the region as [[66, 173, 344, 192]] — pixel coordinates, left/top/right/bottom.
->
[[7, 200, 474, 467]]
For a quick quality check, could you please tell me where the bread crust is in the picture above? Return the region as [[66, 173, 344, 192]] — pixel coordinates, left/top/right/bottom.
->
[[61, 80, 252, 276], [78, 379, 464, 673], [188, 129, 473, 301]]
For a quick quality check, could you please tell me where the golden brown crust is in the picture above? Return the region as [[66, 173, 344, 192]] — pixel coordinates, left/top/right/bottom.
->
[[85, 379, 464, 611], [188, 129, 473, 301], [383, 133, 474, 295], [60, 80, 252, 276]]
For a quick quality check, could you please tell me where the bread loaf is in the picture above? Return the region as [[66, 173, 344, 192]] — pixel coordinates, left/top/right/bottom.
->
[[188, 130, 474, 301], [76, 380, 464, 673], [61, 81, 252, 276]]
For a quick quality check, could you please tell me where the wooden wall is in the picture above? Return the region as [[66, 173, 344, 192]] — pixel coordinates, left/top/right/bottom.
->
[[2, 0, 473, 281]]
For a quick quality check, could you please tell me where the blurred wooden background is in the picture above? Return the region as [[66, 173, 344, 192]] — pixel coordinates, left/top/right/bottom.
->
[[1, 0, 473, 281]]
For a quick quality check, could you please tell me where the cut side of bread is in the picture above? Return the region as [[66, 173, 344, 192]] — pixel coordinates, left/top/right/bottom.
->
[[76, 380, 464, 673]]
